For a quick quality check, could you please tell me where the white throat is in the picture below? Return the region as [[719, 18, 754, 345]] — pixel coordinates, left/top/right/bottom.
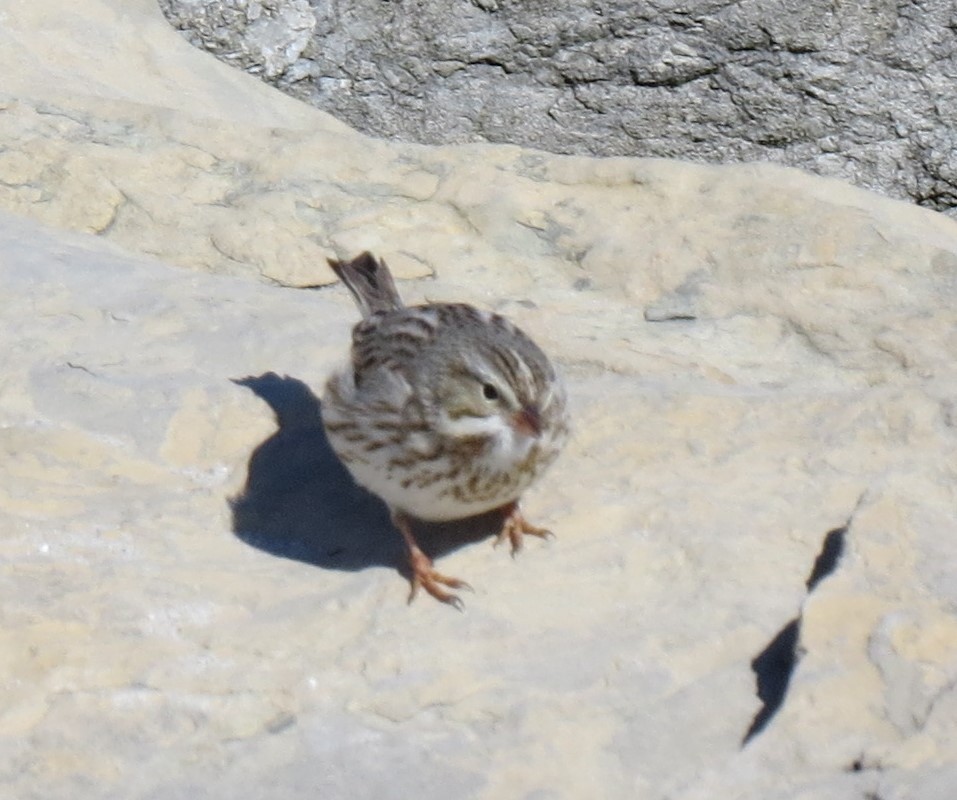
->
[[439, 412, 535, 465]]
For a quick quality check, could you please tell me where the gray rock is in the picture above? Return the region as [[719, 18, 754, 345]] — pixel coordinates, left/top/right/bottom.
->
[[158, 0, 957, 215], [161, 0, 316, 79]]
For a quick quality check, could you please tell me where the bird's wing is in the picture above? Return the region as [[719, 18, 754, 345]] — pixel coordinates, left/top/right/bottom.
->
[[350, 306, 442, 389]]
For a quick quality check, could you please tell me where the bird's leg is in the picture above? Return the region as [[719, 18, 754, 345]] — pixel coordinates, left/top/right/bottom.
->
[[493, 501, 554, 557], [392, 511, 472, 610]]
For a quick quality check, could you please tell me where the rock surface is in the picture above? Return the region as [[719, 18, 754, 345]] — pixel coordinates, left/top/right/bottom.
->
[[159, 0, 957, 216], [2, 1, 957, 799]]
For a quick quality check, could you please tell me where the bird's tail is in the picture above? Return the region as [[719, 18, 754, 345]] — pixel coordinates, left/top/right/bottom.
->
[[327, 252, 404, 318]]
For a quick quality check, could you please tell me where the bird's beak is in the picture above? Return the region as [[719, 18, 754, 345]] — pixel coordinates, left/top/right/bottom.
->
[[511, 405, 542, 438]]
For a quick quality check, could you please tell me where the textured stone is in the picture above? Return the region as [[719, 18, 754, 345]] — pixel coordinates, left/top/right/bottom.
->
[[160, 0, 957, 216], [1, 1, 957, 799]]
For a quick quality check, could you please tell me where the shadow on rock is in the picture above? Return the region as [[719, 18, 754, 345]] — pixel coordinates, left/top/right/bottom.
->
[[230, 373, 504, 578], [230, 373, 399, 570]]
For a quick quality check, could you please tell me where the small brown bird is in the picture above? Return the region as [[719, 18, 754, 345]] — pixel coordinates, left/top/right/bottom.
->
[[322, 253, 569, 608]]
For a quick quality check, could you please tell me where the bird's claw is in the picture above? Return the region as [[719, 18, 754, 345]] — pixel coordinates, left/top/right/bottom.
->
[[407, 550, 472, 610], [495, 504, 555, 557]]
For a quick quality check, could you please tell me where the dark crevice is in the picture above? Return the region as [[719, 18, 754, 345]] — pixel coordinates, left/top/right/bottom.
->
[[742, 524, 848, 745], [742, 618, 800, 744], [806, 526, 847, 591]]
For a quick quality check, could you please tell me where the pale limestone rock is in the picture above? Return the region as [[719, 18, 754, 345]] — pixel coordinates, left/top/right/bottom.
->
[[1, 1, 956, 799]]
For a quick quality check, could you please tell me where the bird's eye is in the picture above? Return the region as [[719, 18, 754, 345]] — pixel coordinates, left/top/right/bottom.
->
[[482, 383, 499, 401]]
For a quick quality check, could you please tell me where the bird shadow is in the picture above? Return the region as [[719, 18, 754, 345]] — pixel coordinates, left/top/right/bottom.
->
[[229, 373, 505, 579]]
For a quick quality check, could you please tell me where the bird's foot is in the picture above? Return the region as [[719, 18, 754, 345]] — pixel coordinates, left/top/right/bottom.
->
[[393, 511, 472, 610], [407, 546, 472, 610], [493, 502, 555, 557]]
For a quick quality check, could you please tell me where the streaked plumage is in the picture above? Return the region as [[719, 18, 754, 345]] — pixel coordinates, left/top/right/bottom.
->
[[322, 252, 569, 607]]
